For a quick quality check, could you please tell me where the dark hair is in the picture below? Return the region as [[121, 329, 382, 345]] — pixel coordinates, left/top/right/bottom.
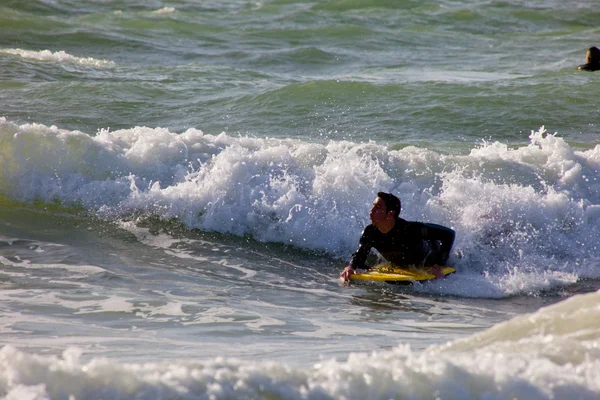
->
[[588, 46, 600, 63], [377, 192, 401, 217]]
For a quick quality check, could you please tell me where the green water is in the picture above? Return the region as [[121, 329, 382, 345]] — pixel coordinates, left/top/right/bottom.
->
[[1, 0, 599, 151]]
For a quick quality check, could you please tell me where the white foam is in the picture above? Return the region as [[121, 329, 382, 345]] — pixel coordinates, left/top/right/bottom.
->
[[245, 316, 286, 331], [1, 118, 599, 297], [1, 291, 600, 399], [0, 48, 116, 68], [151, 7, 176, 15], [0, 255, 106, 277]]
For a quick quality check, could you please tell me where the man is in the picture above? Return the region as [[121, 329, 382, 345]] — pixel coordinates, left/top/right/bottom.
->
[[578, 46, 600, 71], [340, 192, 455, 281]]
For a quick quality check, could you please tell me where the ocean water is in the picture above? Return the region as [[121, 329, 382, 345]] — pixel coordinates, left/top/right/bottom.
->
[[1, 0, 600, 399]]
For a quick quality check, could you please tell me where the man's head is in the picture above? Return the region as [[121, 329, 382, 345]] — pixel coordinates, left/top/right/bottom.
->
[[370, 192, 401, 226], [586, 46, 600, 64]]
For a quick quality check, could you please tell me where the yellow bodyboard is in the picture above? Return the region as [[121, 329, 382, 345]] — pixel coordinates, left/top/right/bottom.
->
[[350, 264, 455, 282]]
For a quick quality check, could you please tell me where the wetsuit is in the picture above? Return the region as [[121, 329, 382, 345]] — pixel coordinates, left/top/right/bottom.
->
[[578, 62, 600, 71], [349, 218, 455, 269]]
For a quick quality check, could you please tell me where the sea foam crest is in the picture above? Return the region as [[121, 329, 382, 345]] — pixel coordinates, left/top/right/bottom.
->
[[0, 48, 116, 67], [0, 118, 599, 295], [1, 291, 599, 399], [152, 7, 176, 14]]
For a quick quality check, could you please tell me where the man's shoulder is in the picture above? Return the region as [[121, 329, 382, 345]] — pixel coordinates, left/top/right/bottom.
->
[[398, 219, 428, 236], [578, 63, 600, 71], [393, 218, 425, 232], [358, 224, 381, 244], [361, 223, 378, 236], [400, 218, 425, 228]]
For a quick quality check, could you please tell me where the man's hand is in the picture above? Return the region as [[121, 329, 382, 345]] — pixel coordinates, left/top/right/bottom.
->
[[340, 265, 356, 282], [429, 264, 444, 279]]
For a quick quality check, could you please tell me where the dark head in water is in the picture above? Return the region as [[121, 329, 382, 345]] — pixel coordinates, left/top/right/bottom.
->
[[578, 46, 600, 71]]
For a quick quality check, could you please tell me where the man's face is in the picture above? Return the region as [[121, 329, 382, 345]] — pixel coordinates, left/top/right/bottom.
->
[[370, 197, 392, 224]]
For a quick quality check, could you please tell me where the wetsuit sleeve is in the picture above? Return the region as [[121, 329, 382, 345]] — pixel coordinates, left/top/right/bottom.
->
[[578, 63, 600, 71], [422, 223, 455, 262], [348, 225, 376, 270]]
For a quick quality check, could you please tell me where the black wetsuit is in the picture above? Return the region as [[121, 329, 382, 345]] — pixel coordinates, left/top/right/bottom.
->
[[349, 218, 455, 269], [578, 63, 600, 71]]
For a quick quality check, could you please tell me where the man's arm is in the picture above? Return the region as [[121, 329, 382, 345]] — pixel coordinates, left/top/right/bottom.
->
[[340, 226, 375, 281], [578, 63, 600, 71], [422, 223, 455, 263], [348, 226, 376, 270]]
